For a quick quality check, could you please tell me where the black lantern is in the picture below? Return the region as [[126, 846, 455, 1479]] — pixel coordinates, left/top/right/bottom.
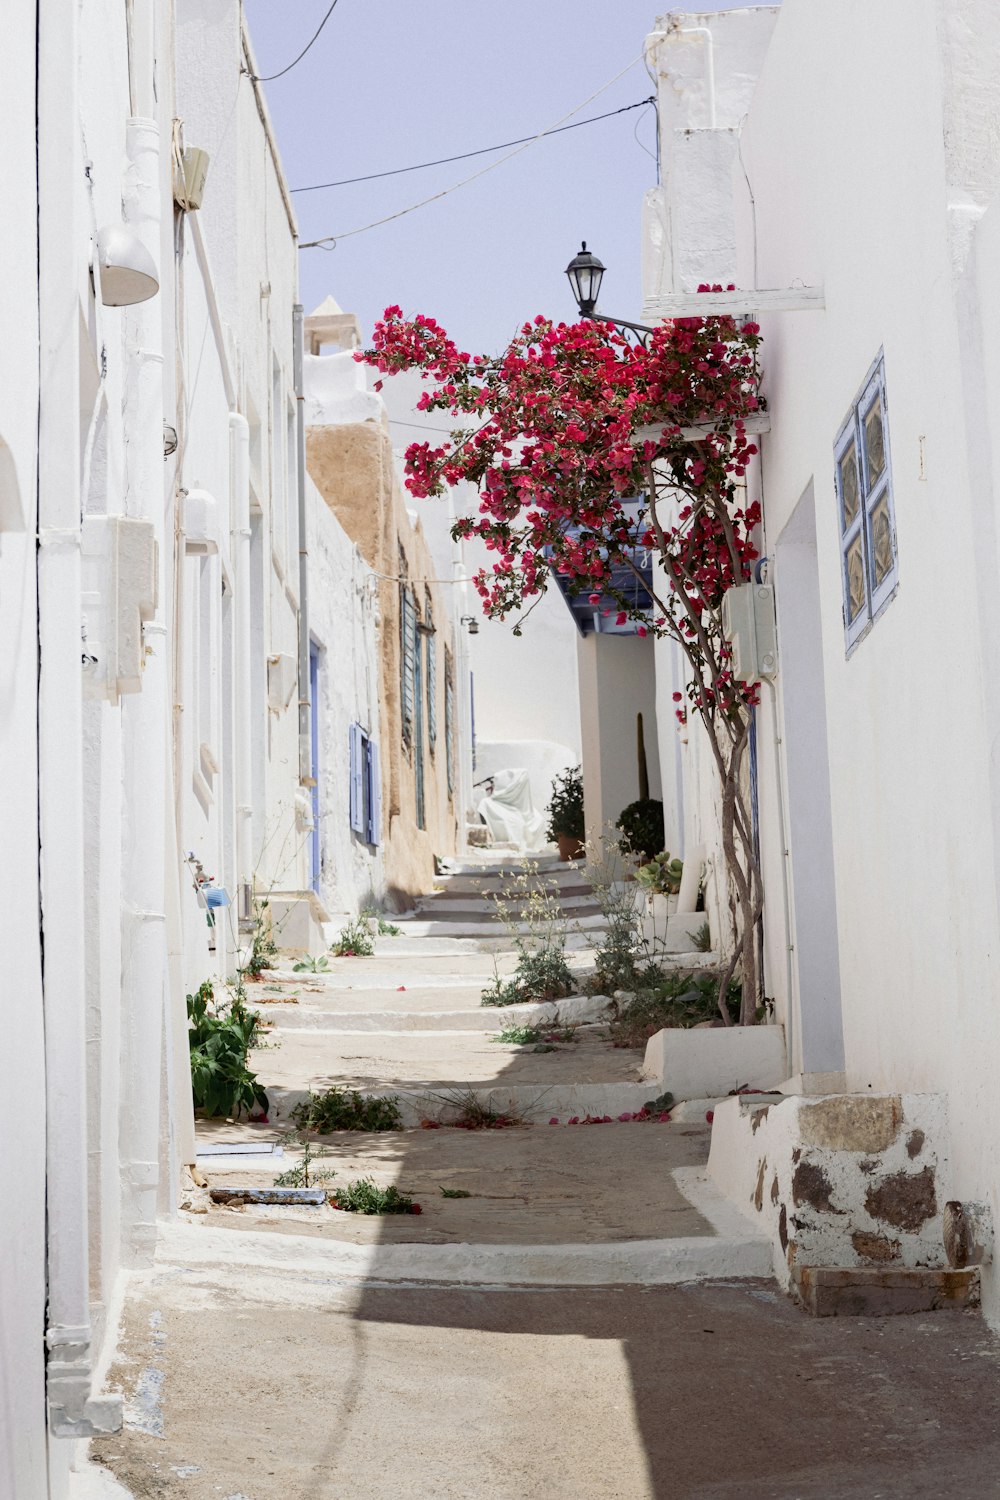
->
[[565, 242, 606, 317]]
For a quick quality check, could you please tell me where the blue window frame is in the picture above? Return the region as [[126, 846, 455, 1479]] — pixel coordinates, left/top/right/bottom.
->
[[349, 723, 382, 847], [834, 353, 898, 653]]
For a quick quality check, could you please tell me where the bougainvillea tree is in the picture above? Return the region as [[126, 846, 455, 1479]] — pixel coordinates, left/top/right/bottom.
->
[[360, 298, 765, 1024]]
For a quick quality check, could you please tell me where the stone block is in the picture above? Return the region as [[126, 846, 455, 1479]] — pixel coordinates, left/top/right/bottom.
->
[[642, 1023, 786, 1101], [799, 1095, 902, 1153], [791, 1265, 979, 1318]]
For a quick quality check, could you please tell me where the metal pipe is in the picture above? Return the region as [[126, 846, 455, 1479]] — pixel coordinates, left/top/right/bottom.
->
[[230, 412, 254, 908], [293, 304, 312, 785], [119, 114, 168, 1268]]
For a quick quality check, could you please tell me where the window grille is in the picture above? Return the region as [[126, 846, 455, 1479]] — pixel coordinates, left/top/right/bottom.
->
[[444, 648, 455, 800], [424, 587, 437, 754], [349, 723, 382, 846], [834, 354, 898, 653]]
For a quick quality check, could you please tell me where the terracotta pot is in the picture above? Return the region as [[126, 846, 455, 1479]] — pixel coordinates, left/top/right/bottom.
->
[[557, 833, 584, 862]]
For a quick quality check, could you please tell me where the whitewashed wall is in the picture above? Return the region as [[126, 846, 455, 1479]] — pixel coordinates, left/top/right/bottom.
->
[[0, 5, 45, 1491], [649, 0, 1000, 1327], [307, 478, 385, 915]]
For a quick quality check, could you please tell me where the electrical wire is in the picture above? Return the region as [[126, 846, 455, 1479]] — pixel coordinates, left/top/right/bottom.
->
[[248, 0, 342, 83], [291, 97, 654, 194], [300, 53, 647, 249]]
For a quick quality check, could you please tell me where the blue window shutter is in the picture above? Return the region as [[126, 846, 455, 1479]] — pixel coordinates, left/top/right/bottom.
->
[[349, 724, 364, 834], [400, 587, 416, 745], [369, 741, 382, 846]]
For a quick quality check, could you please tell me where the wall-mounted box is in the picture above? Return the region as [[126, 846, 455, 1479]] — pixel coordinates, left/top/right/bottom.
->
[[81, 516, 158, 700], [721, 581, 778, 682], [267, 652, 297, 713]]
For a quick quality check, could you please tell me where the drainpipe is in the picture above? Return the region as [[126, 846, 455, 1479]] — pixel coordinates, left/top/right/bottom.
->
[[231, 412, 253, 913], [119, 114, 168, 1267], [37, 0, 121, 1440], [293, 304, 311, 785]]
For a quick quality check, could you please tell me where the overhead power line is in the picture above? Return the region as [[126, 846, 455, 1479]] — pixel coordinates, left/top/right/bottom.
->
[[300, 54, 650, 249], [291, 97, 655, 194], [249, 0, 342, 83]]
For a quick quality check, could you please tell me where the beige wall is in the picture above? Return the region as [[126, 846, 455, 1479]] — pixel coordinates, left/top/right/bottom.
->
[[306, 417, 458, 904]]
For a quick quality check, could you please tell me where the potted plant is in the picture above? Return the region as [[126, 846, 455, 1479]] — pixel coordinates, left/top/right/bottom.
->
[[547, 765, 585, 861], [636, 851, 683, 923]]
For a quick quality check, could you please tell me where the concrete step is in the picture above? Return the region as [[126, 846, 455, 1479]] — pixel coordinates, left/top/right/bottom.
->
[[432, 871, 594, 897], [250, 1027, 642, 1099], [408, 898, 606, 922], [392, 917, 609, 941], [255, 991, 613, 1032]]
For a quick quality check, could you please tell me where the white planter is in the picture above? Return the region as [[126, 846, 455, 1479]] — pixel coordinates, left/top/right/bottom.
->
[[641, 1023, 787, 1101], [647, 892, 679, 922]]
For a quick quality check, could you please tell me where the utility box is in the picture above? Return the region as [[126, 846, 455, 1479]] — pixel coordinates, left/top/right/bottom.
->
[[81, 516, 158, 700], [721, 581, 778, 682], [267, 652, 297, 712], [82, 516, 158, 702], [175, 147, 210, 212]]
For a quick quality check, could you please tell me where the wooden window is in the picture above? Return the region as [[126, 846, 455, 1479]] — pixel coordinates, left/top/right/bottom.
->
[[424, 587, 437, 755], [834, 354, 898, 653], [399, 547, 416, 749], [349, 723, 382, 847], [444, 647, 455, 800]]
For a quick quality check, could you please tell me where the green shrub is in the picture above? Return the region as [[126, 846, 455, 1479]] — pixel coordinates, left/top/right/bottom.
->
[[290, 1087, 402, 1133], [481, 946, 576, 1007], [615, 799, 665, 862], [608, 971, 740, 1048], [293, 954, 330, 973], [187, 982, 268, 1119]]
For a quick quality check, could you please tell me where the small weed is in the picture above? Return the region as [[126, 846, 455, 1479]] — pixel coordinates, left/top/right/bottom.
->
[[330, 915, 376, 957], [691, 921, 713, 953], [492, 1022, 545, 1046], [291, 1087, 402, 1133], [273, 1137, 335, 1188], [439, 1186, 472, 1199], [244, 899, 278, 979], [293, 954, 330, 973], [331, 1177, 420, 1215], [428, 1089, 524, 1131], [378, 918, 400, 936]]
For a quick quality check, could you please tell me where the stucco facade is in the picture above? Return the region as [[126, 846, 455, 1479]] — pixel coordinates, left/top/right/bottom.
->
[[646, 0, 1000, 1327], [305, 339, 462, 904]]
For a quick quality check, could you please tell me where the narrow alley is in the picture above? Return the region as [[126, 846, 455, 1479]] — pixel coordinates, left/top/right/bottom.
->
[[12, 2, 1000, 1496]]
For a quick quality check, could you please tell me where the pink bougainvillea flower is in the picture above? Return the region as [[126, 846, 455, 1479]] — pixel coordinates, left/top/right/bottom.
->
[[618, 1112, 633, 1122], [567, 1116, 580, 1126], [549, 1117, 560, 1125], [706, 1110, 715, 1125], [410, 1203, 422, 1215]]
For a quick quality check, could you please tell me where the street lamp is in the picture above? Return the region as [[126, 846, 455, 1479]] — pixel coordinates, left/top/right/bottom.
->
[[564, 243, 654, 339], [565, 242, 606, 317]]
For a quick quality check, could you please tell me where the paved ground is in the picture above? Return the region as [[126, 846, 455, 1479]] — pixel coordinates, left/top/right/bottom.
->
[[189, 1119, 714, 1245], [93, 1273, 1000, 1500], [90, 857, 1000, 1498]]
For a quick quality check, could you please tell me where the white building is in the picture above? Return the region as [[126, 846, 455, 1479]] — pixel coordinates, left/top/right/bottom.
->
[[644, 1, 1000, 1323], [1, 3, 470, 1492]]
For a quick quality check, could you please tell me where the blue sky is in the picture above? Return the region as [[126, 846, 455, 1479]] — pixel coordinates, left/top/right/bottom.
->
[[244, 1, 758, 352]]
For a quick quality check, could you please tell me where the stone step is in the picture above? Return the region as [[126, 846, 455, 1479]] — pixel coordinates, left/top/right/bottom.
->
[[432, 871, 594, 897], [407, 898, 605, 922], [391, 917, 609, 942], [249, 1027, 642, 1100], [266, 1080, 669, 1128], [255, 991, 612, 1032]]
